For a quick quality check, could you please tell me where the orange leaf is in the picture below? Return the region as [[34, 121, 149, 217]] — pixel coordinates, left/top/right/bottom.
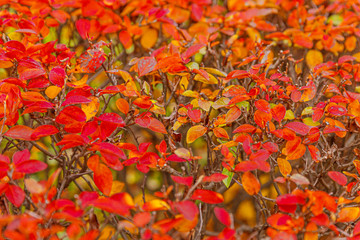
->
[[337, 207, 360, 222], [271, 104, 286, 123], [93, 163, 113, 196], [149, 118, 167, 134], [254, 110, 272, 128], [143, 199, 170, 211], [186, 125, 207, 143], [304, 222, 318, 240], [224, 106, 241, 124], [140, 28, 158, 49], [133, 212, 151, 227], [213, 127, 229, 139], [241, 172, 260, 195], [277, 158, 292, 177], [255, 99, 270, 113], [116, 98, 130, 115]]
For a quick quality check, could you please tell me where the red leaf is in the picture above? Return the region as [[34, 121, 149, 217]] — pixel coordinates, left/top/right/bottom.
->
[[76, 19, 90, 39], [77, 47, 106, 73], [234, 161, 258, 172], [191, 189, 224, 204], [271, 104, 286, 122], [285, 122, 311, 136], [255, 99, 270, 113], [338, 55, 355, 65], [174, 201, 199, 220], [202, 173, 227, 182], [49, 66, 66, 87], [56, 134, 88, 150], [5, 40, 26, 52], [5, 184, 25, 207], [191, 3, 203, 21], [91, 198, 132, 216], [133, 212, 151, 227], [5, 125, 34, 141], [214, 207, 231, 226], [15, 160, 47, 174], [328, 105, 347, 116], [17, 58, 46, 80], [171, 175, 193, 186], [328, 171, 347, 186], [249, 149, 270, 162], [137, 57, 157, 77], [310, 213, 329, 226], [31, 125, 59, 140], [61, 95, 91, 107], [56, 106, 87, 125], [12, 149, 30, 165], [276, 194, 306, 214], [96, 113, 125, 127], [148, 118, 167, 134], [181, 44, 205, 61]]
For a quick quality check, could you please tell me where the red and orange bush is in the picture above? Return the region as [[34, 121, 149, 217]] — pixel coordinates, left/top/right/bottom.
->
[[2, 0, 360, 239]]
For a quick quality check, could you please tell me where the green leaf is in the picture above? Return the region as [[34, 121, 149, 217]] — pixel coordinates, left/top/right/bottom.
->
[[222, 168, 233, 188]]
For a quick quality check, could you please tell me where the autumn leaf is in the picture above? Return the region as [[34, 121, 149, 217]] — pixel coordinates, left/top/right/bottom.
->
[[241, 172, 260, 195], [186, 125, 207, 143], [5, 184, 25, 207], [306, 50, 323, 69], [116, 98, 130, 115], [328, 171, 347, 186], [285, 122, 311, 136], [49, 66, 66, 87], [214, 207, 231, 226], [5, 125, 34, 141], [191, 189, 224, 204], [277, 158, 292, 177], [93, 163, 113, 196]]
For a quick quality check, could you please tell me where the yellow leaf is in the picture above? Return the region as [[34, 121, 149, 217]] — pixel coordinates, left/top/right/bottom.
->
[[142, 199, 170, 211], [174, 215, 198, 232], [107, 69, 133, 82], [277, 158, 292, 177], [194, 73, 218, 84], [242, 172, 260, 195], [337, 207, 360, 222], [186, 125, 207, 144], [45, 86, 62, 99], [354, 52, 360, 62], [140, 28, 158, 49], [81, 96, 100, 121], [306, 50, 323, 69], [110, 180, 124, 196], [201, 67, 227, 77], [98, 226, 116, 240], [70, 75, 88, 86], [116, 98, 129, 114]]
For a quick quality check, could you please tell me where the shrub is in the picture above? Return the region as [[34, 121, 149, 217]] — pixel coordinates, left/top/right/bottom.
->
[[1, 0, 360, 239]]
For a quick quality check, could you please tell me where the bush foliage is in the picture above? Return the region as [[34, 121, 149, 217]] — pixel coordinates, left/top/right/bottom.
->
[[1, 0, 360, 239]]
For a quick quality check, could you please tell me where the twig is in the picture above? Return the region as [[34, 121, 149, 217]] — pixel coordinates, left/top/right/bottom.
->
[[184, 175, 204, 200]]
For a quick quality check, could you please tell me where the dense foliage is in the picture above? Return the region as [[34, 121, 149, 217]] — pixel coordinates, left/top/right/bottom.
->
[[2, 0, 360, 239]]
